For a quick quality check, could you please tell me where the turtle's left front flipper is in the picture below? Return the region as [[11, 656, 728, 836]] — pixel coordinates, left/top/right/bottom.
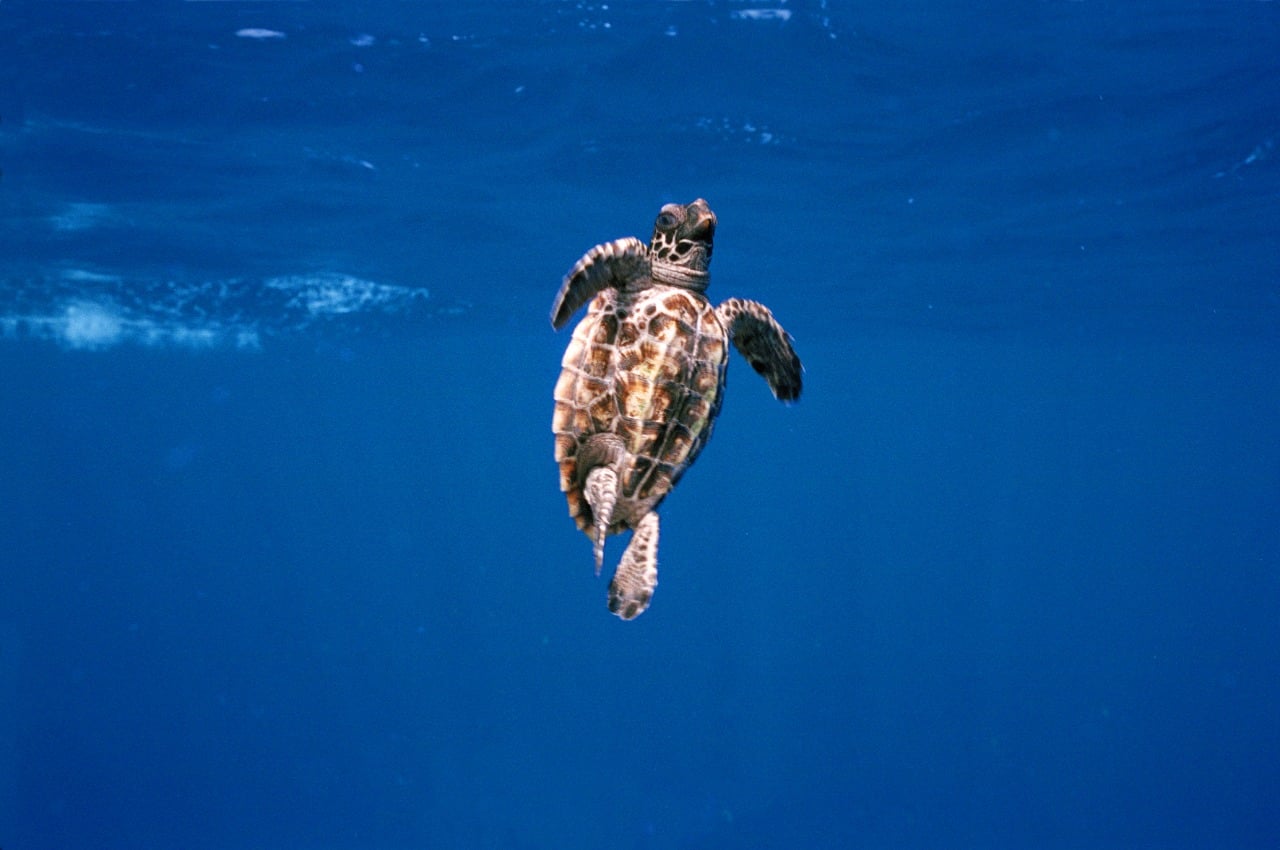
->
[[550, 237, 649, 329], [715, 297, 803, 402]]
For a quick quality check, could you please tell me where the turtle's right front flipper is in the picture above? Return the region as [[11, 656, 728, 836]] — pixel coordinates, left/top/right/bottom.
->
[[715, 297, 803, 402], [550, 237, 649, 329]]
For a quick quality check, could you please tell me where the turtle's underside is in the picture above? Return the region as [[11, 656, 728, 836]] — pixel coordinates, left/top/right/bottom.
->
[[550, 199, 802, 619]]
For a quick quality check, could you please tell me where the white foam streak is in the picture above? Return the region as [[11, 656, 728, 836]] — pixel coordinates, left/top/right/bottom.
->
[[731, 10, 793, 22], [235, 28, 287, 41], [1, 272, 441, 352], [265, 274, 429, 319], [1, 301, 256, 351], [61, 302, 126, 349], [49, 203, 117, 233]]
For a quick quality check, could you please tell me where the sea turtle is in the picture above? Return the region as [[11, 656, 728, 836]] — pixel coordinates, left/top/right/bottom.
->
[[550, 198, 802, 619]]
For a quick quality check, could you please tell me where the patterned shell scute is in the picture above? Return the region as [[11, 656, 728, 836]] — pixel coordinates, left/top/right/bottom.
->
[[553, 284, 728, 534]]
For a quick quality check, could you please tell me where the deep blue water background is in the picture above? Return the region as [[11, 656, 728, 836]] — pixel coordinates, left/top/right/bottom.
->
[[2, 1, 1279, 848]]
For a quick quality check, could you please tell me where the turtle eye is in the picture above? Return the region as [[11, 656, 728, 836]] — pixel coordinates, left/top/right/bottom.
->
[[656, 212, 678, 229]]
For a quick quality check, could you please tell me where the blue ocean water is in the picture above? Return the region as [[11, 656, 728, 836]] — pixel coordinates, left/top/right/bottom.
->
[[2, 1, 1278, 847]]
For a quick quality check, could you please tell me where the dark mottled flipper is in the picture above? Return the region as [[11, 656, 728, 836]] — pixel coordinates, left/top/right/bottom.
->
[[608, 511, 659, 620], [715, 297, 803, 401], [550, 237, 649, 330]]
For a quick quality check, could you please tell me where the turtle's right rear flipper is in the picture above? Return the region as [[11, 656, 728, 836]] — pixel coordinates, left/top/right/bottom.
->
[[608, 511, 659, 620]]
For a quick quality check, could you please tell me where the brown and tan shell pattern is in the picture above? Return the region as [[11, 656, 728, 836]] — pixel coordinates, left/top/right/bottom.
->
[[552, 284, 728, 538]]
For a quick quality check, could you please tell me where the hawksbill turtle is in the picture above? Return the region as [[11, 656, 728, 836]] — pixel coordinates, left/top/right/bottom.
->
[[550, 198, 802, 620]]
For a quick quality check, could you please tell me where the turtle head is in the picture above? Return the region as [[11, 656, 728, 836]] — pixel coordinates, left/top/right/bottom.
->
[[649, 198, 716, 287]]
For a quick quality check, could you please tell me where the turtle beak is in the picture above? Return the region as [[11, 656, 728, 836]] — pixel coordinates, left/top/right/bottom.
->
[[688, 200, 717, 240]]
